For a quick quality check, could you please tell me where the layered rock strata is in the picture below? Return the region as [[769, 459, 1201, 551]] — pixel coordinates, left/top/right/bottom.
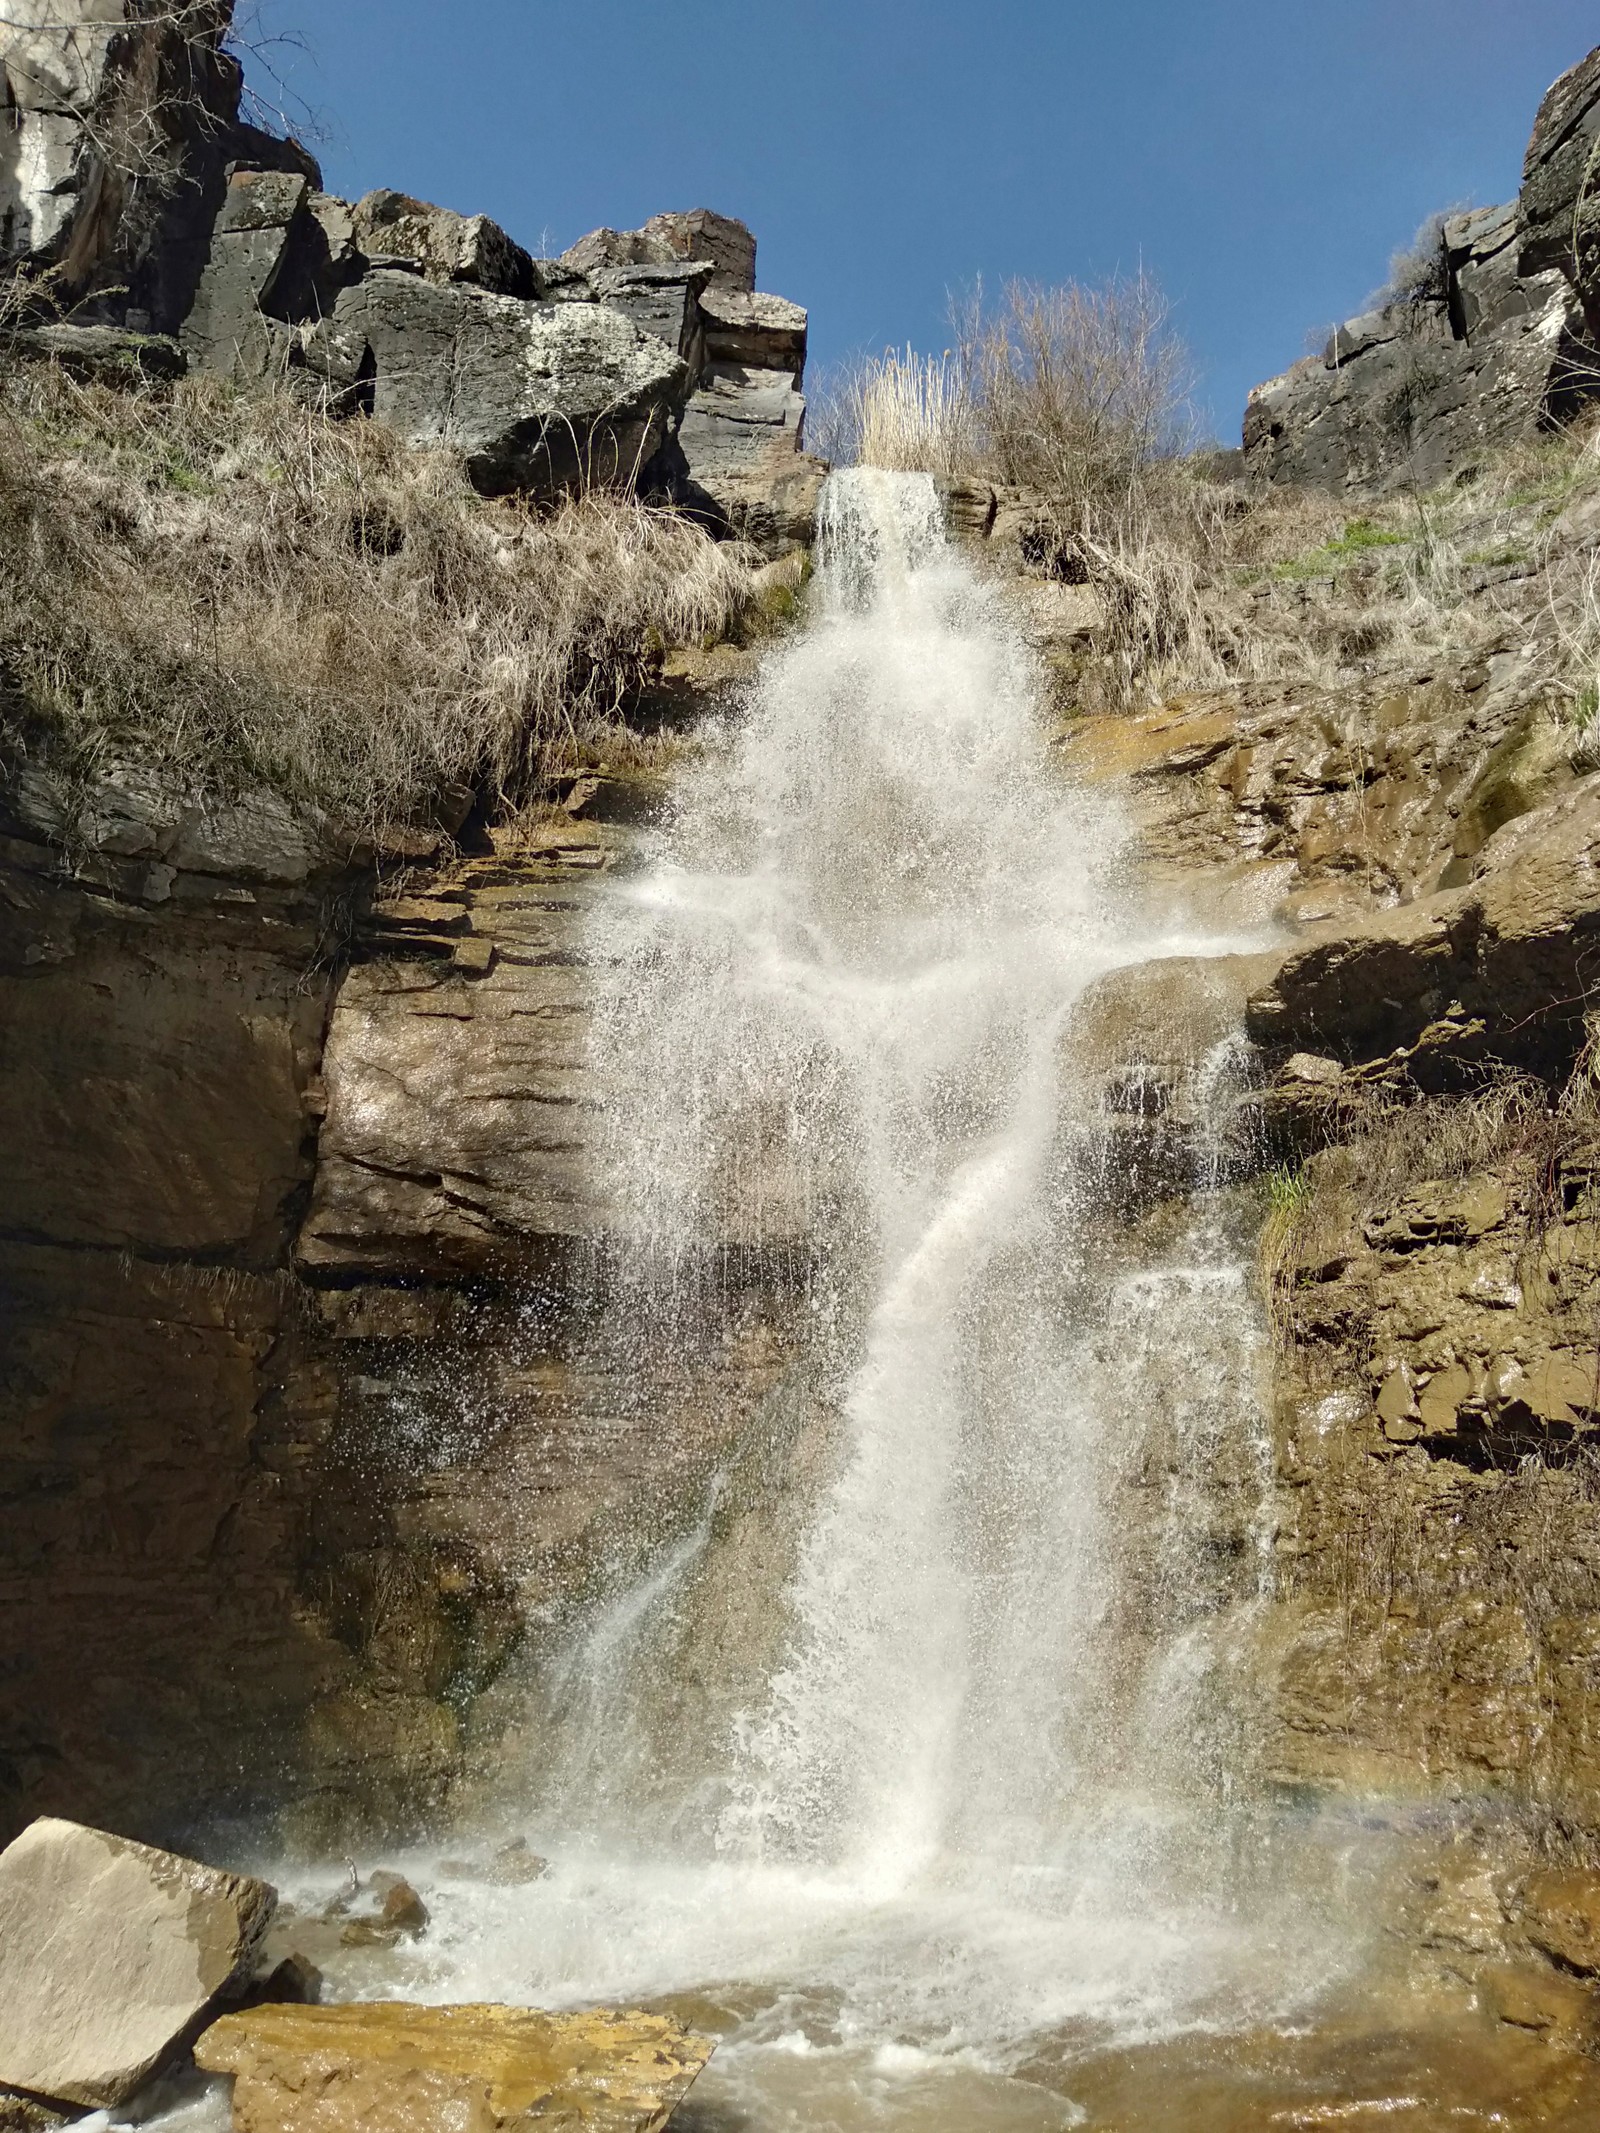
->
[[1244, 48, 1600, 490]]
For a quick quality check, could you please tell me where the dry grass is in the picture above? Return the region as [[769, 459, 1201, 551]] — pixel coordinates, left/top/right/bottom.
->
[[0, 359, 758, 835], [818, 271, 1600, 716], [806, 346, 977, 479]]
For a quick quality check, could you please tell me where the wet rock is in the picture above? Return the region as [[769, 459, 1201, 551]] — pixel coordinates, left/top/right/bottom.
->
[[439, 1839, 550, 1887], [1482, 1958, 1600, 2046], [0, 2096, 70, 2133], [339, 1873, 429, 1947], [194, 2001, 716, 2133], [238, 1954, 323, 2010], [0, 1817, 275, 2108], [1522, 1869, 1600, 1975]]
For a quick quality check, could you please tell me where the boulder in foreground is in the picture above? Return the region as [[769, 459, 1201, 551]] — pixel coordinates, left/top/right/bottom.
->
[[0, 1817, 276, 2108], [195, 2001, 715, 2133]]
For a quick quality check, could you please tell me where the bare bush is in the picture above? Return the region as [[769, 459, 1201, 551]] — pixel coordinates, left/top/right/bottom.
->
[[0, 360, 757, 832], [1372, 211, 1453, 313], [956, 273, 1193, 529]]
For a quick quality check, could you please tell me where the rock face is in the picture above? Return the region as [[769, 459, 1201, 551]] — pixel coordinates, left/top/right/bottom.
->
[[194, 2001, 715, 2133], [0, 1, 314, 333], [350, 189, 535, 297], [0, 12, 820, 545], [1520, 45, 1600, 327], [1244, 44, 1600, 488], [1244, 205, 1586, 491], [0, 1817, 275, 2108], [311, 272, 687, 493]]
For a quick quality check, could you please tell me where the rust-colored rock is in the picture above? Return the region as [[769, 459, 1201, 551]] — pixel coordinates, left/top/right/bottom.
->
[[195, 2001, 715, 2133]]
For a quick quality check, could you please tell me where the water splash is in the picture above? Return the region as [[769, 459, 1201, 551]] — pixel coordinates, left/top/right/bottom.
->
[[343, 470, 1356, 2117]]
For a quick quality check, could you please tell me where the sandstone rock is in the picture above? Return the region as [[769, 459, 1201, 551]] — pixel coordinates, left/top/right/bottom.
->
[[350, 190, 535, 298], [0, 1817, 275, 2108], [194, 2001, 715, 2133], [307, 272, 686, 494], [1246, 774, 1600, 1071], [1522, 1867, 1600, 1974], [296, 854, 611, 1281], [1482, 1958, 1599, 2045]]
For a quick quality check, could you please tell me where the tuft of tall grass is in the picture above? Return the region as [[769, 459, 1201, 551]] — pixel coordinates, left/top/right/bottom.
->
[[0, 359, 758, 835], [807, 345, 978, 480]]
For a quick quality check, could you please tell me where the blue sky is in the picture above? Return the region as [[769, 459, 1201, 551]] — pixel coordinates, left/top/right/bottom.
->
[[244, 2, 1599, 443]]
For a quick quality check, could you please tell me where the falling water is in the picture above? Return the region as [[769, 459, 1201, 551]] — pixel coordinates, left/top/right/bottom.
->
[[299, 471, 1363, 2125]]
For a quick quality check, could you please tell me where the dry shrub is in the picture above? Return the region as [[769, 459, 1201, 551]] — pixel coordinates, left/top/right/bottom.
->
[[956, 273, 1191, 524], [0, 359, 756, 832]]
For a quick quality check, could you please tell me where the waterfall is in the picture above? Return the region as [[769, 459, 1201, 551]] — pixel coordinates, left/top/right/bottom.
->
[[361, 470, 1353, 2121]]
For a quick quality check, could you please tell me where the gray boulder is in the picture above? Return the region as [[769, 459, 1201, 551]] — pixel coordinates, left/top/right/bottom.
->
[[0, 2, 318, 334], [561, 208, 755, 292], [306, 271, 687, 493], [0, 1817, 276, 2109], [677, 360, 824, 551], [588, 262, 712, 362], [1245, 45, 1600, 491]]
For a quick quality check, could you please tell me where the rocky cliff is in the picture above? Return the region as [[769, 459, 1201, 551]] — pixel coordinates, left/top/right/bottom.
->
[[1245, 49, 1600, 493], [0, 4, 821, 551], [0, 0, 815, 1847]]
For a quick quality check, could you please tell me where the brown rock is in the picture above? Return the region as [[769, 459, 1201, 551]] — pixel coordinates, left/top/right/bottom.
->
[[194, 2001, 715, 2133], [339, 1874, 429, 1947], [1523, 1869, 1600, 1974]]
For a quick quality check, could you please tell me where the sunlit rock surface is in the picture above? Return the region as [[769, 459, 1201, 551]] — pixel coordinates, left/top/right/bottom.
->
[[195, 2002, 714, 2133], [0, 1818, 274, 2108]]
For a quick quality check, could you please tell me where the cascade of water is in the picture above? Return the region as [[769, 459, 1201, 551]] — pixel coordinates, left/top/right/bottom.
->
[[344, 470, 1356, 2121]]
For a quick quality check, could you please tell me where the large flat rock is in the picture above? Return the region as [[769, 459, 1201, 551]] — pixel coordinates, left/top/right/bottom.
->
[[195, 2001, 715, 2133], [0, 1818, 275, 2108]]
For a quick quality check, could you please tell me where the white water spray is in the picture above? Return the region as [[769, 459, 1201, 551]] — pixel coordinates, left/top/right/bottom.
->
[[323, 471, 1353, 2125]]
